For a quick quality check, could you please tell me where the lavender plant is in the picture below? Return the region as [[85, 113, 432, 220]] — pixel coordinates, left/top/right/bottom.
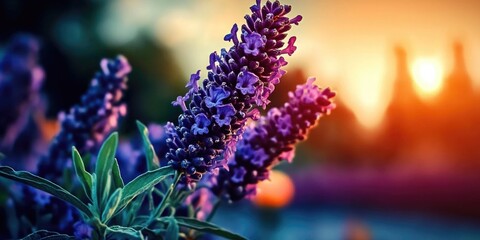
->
[[211, 77, 335, 201], [36, 56, 131, 184], [166, 0, 302, 183], [0, 1, 337, 239], [0, 34, 45, 171]]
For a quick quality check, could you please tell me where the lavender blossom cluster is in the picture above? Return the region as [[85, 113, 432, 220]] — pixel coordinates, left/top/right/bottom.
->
[[211, 78, 335, 201], [0, 34, 45, 170], [166, 0, 302, 182], [37, 56, 131, 182]]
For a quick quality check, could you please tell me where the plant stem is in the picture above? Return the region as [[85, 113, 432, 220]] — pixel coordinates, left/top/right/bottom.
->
[[146, 172, 181, 226]]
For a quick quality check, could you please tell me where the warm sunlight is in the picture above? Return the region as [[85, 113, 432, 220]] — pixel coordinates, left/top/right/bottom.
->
[[411, 58, 444, 97]]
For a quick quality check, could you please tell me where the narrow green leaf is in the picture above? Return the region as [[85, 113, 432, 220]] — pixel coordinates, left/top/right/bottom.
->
[[166, 217, 179, 240], [0, 166, 93, 218], [136, 120, 159, 171], [111, 158, 124, 190], [101, 188, 123, 223], [175, 217, 246, 240], [91, 173, 99, 215], [118, 165, 174, 210], [106, 225, 143, 240], [72, 147, 93, 199], [21, 230, 75, 240], [95, 132, 118, 207], [123, 192, 147, 226]]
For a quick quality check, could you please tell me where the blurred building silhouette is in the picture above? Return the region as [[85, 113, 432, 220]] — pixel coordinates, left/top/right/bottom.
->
[[297, 42, 480, 172]]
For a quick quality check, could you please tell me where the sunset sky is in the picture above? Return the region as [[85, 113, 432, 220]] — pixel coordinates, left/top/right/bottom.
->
[[97, 0, 480, 129]]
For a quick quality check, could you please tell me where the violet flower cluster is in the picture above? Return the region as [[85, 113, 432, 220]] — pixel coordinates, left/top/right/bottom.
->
[[166, 0, 302, 182], [211, 78, 335, 201], [0, 34, 44, 155], [37, 56, 131, 182]]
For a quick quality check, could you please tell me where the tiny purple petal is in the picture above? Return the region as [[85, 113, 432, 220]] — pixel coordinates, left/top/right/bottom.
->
[[236, 70, 259, 95], [213, 104, 236, 126], [172, 95, 187, 112], [231, 167, 247, 183], [277, 114, 292, 136], [251, 148, 268, 167], [280, 37, 297, 56], [290, 15, 303, 25], [205, 85, 230, 108], [186, 70, 201, 92], [192, 113, 211, 135], [206, 52, 217, 72], [242, 32, 265, 56]]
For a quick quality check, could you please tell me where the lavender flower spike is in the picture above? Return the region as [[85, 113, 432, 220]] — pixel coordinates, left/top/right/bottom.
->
[[0, 34, 44, 149], [37, 56, 131, 182], [166, 0, 302, 183], [211, 77, 335, 201]]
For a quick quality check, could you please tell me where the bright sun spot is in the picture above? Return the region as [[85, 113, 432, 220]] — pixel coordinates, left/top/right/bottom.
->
[[411, 58, 444, 97]]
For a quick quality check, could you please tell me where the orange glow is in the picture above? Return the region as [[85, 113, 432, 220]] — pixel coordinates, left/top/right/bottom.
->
[[411, 58, 444, 97], [252, 170, 295, 208]]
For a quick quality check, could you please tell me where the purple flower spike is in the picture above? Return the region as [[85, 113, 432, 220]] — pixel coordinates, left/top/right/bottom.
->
[[192, 113, 211, 135], [0, 34, 44, 152], [213, 104, 236, 126], [205, 85, 230, 108], [241, 32, 265, 56], [236, 70, 259, 95], [37, 56, 131, 183], [167, 0, 302, 182], [212, 78, 335, 201]]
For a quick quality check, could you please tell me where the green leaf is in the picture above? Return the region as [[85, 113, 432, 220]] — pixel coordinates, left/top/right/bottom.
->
[[21, 230, 75, 240], [106, 225, 144, 240], [95, 132, 118, 207], [111, 158, 124, 190], [101, 187, 123, 223], [118, 165, 174, 210], [136, 120, 159, 171], [0, 166, 93, 218], [175, 217, 246, 240], [72, 147, 93, 199], [122, 192, 147, 226], [90, 174, 99, 215], [166, 217, 179, 240]]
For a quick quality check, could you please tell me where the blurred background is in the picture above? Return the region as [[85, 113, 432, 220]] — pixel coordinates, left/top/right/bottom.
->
[[1, 0, 480, 239]]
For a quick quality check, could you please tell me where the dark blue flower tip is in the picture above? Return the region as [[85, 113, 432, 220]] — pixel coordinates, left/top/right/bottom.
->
[[192, 113, 211, 135], [224, 24, 239, 45], [236, 69, 259, 95]]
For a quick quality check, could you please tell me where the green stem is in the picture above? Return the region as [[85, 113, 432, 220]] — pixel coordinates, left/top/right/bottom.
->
[[146, 172, 182, 226]]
